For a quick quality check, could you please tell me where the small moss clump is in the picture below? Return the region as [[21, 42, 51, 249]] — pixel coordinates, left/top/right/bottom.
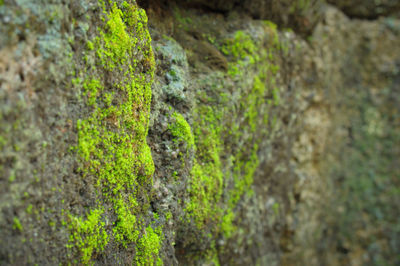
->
[[67, 209, 108, 265], [13, 217, 23, 232], [135, 226, 164, 266], [221, 30, 257, 61], [169, 112, 194, 148]]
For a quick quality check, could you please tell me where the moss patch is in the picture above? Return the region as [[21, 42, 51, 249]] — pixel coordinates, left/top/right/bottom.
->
[[135, 225, 164, 266], [182, 21, 282, 261], [169, 112, 194, 149], [67, 1, 162, 264], [67, 209, 108, 265], [12, 217, 23, 232]]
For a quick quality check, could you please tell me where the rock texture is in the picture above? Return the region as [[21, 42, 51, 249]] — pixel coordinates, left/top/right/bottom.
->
[[328, 0, 400, 18], [0, 0, 399, 265]]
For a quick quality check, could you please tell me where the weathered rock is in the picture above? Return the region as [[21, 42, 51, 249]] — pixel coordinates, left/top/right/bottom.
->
[[171, 0, 324, 34], [1, 0, 399, 265], [328, 0, 400, 18]]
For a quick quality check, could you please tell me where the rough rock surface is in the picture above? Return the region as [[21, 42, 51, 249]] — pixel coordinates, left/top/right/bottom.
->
[[0, 0, 399, 265], [328, 0, 400, 18]]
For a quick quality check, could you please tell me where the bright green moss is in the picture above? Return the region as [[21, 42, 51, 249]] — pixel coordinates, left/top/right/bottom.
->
[[185, 105, 224, 229], [229, 144, 259, 207], [186, 159, 223, 228], [96, 2, 137, 70], [222, 31, 257, 61], [26, 204, 33, 214], [8, 172, 16, 182], [13, 217, 23, 232], [138, 143, 156, 178], [220, 210, 235, 238], [113, 197, 140, 246], [222, 31, 258, 78], [246, 76, 267, 132], [69, 1, 162, 264], [67, 209, 108, 265], [169, 112, 194, 148], [272, 202, 280, 216], [83, 79, 101, 106], [86, 41, 94, 51], [185, 25, 283, 258], [165, 211, 172, 221], [135, 226, 164, 266], [263, 20, 277, 30]]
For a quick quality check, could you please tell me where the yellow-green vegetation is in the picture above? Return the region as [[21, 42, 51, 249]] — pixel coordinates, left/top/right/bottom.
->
[[169, 112, 195, 148], [67, 209, 108, 265], [184, 22, 282, 255], [0, 136, 6, 149], [68, 1, 162, 264], [135, 226, 164, 266], [185, 106, 224, 229], [222, 30, 257, 61], [222, 30, 258, 77], [13, 217, 23, 232]]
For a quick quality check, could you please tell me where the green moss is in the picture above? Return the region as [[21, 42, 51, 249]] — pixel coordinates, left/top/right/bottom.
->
[[13, 217, 23, 232], [220, 209, 235, 238], [183, 24, 283, 262], [48, 220, 56, 228], [186, 159, 223, 228], [96, 3, 135, 70], [135, 226, 164, 266], [272, 202, 280, 216], [185, 105, 224, 229], [8, 172, 16, 182], [67, 209, 108, 265], [26, 204, 33, 214], [169, 112, 194, 148], [222, 31, 257, 61], [229, 144, 259, 207], [68, 1, 162, 264], [165, 211, 172, 221], [246, 76, 267, 132], [86, 41, 94, 51], [263, 20, 277, 30], [112, 197, 140, 246], [82, 79, 101, 106]]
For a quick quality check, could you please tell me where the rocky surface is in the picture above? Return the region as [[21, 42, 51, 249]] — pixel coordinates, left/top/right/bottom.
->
[[328, 0, 400, 18], [0, 0, 399, 265]]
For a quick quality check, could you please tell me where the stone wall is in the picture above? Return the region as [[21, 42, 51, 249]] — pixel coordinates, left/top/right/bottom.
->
[[0, 0, 399, 265]]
